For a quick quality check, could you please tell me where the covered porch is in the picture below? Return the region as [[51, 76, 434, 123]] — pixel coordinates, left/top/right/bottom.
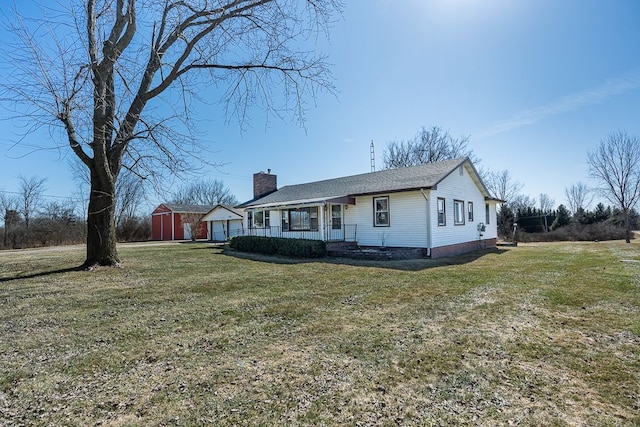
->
[[244, 196, 357, 243]]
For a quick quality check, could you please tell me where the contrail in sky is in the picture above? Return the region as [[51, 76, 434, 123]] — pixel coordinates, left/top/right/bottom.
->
[[478, 72, 640, 137]]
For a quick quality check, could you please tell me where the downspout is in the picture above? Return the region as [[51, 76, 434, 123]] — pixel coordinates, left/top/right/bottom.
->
[[420, 189, 432, 257]]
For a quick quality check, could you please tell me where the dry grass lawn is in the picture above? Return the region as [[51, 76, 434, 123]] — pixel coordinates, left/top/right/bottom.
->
[[1, 240, 639, 426]]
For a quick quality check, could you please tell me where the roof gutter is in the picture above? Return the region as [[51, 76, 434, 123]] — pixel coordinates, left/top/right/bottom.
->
[[245, 201, 327, 211], [420, 188, 432, 257]]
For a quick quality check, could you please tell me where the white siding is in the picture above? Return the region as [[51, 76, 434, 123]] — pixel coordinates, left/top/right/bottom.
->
[[430, 164, 497, 248], [345, 191, 428, 247], [201, 208, 242, 222]]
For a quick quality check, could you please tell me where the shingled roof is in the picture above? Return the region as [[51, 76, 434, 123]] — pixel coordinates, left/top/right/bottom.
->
[[242, 157, 491, 208], [159, 204, 216, 214]]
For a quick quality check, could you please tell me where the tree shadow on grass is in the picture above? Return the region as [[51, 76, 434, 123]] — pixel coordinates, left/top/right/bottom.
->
[[215, 246, 510, 272], [0, 266, 83, 283]]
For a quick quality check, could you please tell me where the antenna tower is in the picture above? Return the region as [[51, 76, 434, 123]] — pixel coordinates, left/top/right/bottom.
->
[[370, 140, 375, 172]]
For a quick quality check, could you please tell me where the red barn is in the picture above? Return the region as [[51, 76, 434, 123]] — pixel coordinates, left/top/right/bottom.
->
[[151, 204, 214, 241]]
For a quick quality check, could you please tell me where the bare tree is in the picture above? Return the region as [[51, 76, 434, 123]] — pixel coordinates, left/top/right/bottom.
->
[[484, 169, 523, 238], [114, 171, 146, 228], [539, 193, 555, 214], [0, 190, 19, 248], [180, 212, 207, 242], [510, 194, 537, 214], [383, 126, 477, 169], [484, 169, 523, 206], [171, 179, 238, 206], [537, 193, 555, 232], [565, 182, 593, 214], [17, 175, 47, 242], [587, 131, 640, 243], [32, 199, 82, 247], [2, 0, 341, 268]]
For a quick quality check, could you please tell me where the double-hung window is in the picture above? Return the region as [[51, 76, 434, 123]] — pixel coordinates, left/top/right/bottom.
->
[[468, 202, 474, 222], [250, 210, 269, 228], [454, 200, 465, 225], [374, 197, 389, 227], [437, 198, 446, 226], [254, 211, 264, 228]]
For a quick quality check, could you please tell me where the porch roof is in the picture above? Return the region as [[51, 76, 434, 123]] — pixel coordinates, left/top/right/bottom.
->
[[245, 196, 355, 210]]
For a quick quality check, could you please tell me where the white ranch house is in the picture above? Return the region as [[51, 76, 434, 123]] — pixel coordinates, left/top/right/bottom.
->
[[237, 158, 502, 258]]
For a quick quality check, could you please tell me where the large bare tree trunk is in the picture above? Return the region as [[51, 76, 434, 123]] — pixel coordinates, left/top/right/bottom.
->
[[84, 168, 120, 268]]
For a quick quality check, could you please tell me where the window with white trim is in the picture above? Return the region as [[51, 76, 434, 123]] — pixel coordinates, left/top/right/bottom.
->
[[249, 210, 269, 228], [454, 200, 465, 225], [254, 211, 264, 228], [468, 202, 474, 222], [374, 197, 390, 227], [437, 198, 446, 226], [485, 203, 490, 224]]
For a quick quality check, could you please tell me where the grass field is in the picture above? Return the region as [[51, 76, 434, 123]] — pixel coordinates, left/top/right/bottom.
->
[[1, 241, 639, 426]]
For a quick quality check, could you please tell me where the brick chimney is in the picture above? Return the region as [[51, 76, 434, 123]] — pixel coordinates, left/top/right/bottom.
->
[[253, 169, 277, 199]]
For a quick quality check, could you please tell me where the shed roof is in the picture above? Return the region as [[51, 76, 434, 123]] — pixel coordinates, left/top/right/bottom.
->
[[153, 204, 216, 214]]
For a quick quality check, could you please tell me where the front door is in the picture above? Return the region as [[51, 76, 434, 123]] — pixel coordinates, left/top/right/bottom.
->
[[326, 204, 344, 241]]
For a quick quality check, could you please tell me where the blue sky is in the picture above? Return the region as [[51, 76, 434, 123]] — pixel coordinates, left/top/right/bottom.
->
[[1, 0, 640, 212]]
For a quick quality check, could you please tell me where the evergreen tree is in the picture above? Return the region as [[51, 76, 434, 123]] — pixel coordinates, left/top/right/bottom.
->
[[550, 205, 571, 230], [593, 203, 609, 223], [497, 205, 515, 240]]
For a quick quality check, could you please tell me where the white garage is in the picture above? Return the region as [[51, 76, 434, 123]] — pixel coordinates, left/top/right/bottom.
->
[[201, 205, 244, 242]]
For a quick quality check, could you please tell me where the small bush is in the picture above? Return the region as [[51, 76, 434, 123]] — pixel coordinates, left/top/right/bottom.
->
[[229, 236, 327, 258]]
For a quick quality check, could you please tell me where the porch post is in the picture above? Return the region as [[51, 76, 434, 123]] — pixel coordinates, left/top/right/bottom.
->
[[319, 204, 326, 241]]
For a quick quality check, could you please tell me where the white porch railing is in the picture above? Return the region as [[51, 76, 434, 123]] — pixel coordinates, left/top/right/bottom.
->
[[244, 224, 356, 242]]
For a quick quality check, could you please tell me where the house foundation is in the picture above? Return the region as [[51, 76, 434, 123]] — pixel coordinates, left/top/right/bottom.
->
[[430, 238, 497, 259]]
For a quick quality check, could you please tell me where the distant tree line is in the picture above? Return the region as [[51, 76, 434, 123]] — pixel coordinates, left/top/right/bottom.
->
[[0, 175, 151, 250], [497, 202, 638, 242], [0, 174, 240, 250], [385, 126, 640, 243]]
